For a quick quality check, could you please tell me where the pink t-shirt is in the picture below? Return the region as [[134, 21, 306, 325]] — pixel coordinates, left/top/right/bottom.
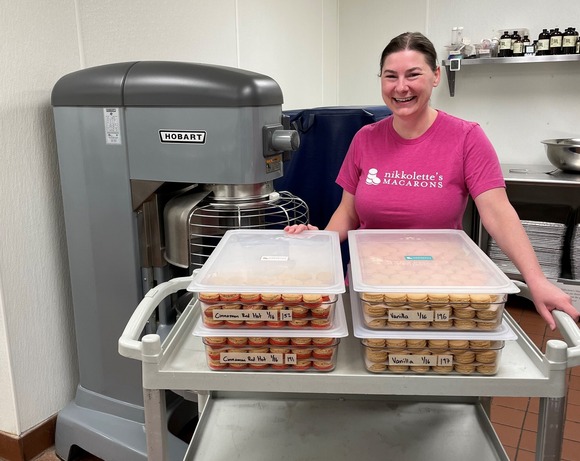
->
[[336, 110, 505, 230]]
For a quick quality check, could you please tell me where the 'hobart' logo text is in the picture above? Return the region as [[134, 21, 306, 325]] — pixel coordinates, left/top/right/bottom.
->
[[159, 130, 207, 144]]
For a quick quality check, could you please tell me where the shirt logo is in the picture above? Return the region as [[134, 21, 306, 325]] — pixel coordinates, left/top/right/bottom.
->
[[365, 168, 380, 185], [364, 167, 444, 189]]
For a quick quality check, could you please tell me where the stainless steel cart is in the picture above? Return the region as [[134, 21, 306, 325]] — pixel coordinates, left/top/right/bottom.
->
[[119, 276, 580, 461]]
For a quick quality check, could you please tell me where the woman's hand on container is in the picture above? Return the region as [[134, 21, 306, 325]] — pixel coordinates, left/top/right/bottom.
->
[[284, 223, 319, 234]]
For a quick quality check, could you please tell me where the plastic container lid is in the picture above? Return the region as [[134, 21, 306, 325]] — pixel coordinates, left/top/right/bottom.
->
[[193, 294, 349, 338], [187, 230, 346, 294], [348, 229, 519, 294]]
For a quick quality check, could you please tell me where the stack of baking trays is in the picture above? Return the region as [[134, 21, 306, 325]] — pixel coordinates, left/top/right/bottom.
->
[[188, 229, 347, 372], [348, 229, 519, 375], [571, 210, 580, 279], [487, 220, 567, 279]]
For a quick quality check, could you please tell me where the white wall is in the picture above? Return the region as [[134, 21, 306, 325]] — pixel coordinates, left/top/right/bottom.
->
[[338, 0, 429, 105], [0, 0, 81, 435], [1, 0, 579, 437]]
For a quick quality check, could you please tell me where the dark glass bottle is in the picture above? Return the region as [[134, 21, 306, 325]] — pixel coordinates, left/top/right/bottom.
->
[[498, 30, 512, 57], [536, 29, 551, 56], [562, 27, 578, 54], [512, 32, 524, 56], [549, 27, 563, 55], [522, 35, 531, 46]]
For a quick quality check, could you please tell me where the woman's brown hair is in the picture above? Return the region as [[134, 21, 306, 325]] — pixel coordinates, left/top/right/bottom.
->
[[379, 32, 438, 73]]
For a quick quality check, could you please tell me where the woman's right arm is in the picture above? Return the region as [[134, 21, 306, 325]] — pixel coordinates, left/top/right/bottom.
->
[[323, 190, 360, 242], [285, 190, 359, 241]]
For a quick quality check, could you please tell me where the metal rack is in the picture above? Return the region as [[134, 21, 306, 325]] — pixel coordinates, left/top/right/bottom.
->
[[119, 276, 580, 461], [442, 54, 580, 96]]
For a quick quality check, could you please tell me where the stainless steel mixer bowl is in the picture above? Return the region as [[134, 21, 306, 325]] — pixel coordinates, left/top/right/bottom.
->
[[541, 138, 580, 173]]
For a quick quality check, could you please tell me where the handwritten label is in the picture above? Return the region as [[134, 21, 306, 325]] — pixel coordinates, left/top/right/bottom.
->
[[213, 309, 292, 321], [433, 309, 451, 321], [389, 354, 453, 367], [388, 309, 433, 322], [220, 352, 296, 364]]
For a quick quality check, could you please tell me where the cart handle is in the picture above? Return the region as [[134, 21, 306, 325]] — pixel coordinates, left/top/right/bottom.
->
[[118, 276, 194, 361], [553, 310, 580, 368]]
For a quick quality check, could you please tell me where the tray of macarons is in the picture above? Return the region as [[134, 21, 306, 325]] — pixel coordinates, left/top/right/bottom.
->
[[361, 338, 505, 375], [197, 292, 338, 329], [192, 292, 349, 372], [349, 280, 517, 376], [348, 229, 520, 332], [189, 230, 346, 330]]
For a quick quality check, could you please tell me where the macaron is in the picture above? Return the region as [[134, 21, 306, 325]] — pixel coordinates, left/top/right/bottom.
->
[[199, 292, 220, 303], [240, 293, 260, 303], [302, 294, 322, 307]]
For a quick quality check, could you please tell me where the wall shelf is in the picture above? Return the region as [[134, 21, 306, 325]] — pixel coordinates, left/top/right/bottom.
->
[[442, 54, 580, 96]]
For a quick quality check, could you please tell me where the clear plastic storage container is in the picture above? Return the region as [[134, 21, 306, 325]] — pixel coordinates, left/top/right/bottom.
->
[[199, 294, 338, 329], [348, 230, 519, 331], [362, 338, 505, 375], [203, 336, 340, 372], [193, 293, 349, 372]]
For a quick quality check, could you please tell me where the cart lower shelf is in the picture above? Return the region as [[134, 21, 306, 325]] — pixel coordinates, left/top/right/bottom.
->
[[186, 393, 508, 461]]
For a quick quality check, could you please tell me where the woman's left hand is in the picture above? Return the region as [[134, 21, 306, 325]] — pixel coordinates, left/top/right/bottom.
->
[[528, 277, 579, 330]]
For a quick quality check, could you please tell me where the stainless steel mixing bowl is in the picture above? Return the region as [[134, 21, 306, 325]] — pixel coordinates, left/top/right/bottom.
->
[[541, 138, 580, 173]]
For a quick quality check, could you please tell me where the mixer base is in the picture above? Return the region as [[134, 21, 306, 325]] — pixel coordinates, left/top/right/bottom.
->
[[55, 386, 191, 461]]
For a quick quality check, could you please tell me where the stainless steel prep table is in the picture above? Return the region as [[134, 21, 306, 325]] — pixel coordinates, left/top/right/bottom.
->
[[119, 276, 580, 461]]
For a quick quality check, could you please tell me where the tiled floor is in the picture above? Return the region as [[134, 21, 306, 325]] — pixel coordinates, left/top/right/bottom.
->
[[30, 296, 579, 461]]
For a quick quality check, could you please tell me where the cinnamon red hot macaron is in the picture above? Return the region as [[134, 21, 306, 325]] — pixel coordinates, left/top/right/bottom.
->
[[199, 292, 220, 303], [260, 293, 282, 305], [292, 360, 312, 371], [302, 294, 322, 307], [292, 348, 313, 360], [312, 337, 335, 346], [219, 293, 240, 302], [207, 359, 227, 370], [228, 362, 248, 370], [203, 336, 227, 346], [291, 306, 309, 319], [289, 319, 309, 328], [269, 337, 291, 346], [203, 317, 225, 328], [312, 360, 334, 371], [281, 293, 303, 306], [310, 318, 331, 329], [266, 320, 285, 328], [248, 337, 269, 346], [227, 337, 248, 346], [312, 347, 334, 360], [239, 293, 260, 303], [248, 363, 269, 370], [291, 337, 312, 346], [311, 306, 330, 319]]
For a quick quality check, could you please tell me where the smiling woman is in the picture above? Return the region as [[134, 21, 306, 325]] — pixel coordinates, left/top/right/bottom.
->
[[285, 32, 579, 330]]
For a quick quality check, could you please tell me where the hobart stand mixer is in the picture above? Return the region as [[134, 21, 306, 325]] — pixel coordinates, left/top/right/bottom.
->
[[51, 61, 306, 461]]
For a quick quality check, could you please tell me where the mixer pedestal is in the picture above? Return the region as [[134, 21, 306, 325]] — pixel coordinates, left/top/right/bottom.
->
[[55, 386, 189, 461]]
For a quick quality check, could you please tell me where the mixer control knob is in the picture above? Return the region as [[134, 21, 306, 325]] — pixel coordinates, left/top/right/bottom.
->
[[271, 129, 300, 152], [263, 124, 300, 157]]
